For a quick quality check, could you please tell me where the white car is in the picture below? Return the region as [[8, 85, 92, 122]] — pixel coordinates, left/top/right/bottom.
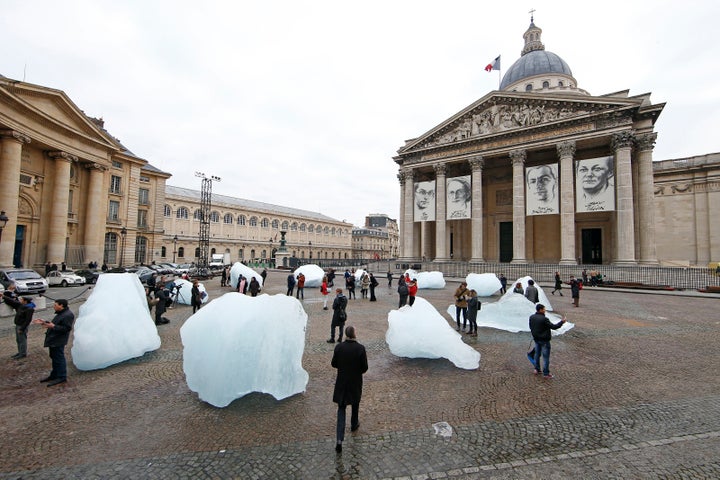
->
[[46, 270, 86, 287]]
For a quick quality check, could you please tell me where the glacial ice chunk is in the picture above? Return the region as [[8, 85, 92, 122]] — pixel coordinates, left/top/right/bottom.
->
[[229, 262, 264, 289], [416, 271, 445, 289], [71, 273, 161, 370], [294, 264, 325, 287], [503, 275, 553, 310], [386, 297, 480, 370], [172, 278, 208, 305], [465, 273, 501, 297], [181, 293, 309, 407]]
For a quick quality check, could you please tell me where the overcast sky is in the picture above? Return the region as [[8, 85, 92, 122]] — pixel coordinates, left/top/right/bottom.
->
[[2, 0, 718, 227]]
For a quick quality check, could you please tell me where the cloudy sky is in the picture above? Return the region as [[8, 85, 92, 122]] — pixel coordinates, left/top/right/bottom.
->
[[2, 0, 718, 227]]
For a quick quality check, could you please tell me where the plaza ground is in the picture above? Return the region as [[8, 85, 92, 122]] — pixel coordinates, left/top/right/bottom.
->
[[1, 271, 719, 479]]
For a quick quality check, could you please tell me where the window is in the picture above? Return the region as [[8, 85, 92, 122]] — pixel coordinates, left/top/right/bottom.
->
[[308, 224, 314, 233], [194, 247, 200, 258], [138, 188, 150, 205], [209, 211, 220, 223], [211, 248, 216, 255], [135, 236, 148, 264], [178, 247, 185, 258], [112, 160, 122, 169], [110, 175, 122, 194], [260, 218, 269, 228], [238, 215, 246, 225], [164, 205, 172, 217], [558, 81, 564, 87], [176, 207, 189, 219], [291, 222, 298, 231], [137, 210, 148, 228], [194, 209, 203, 221], [542, 81, 549, 88], [271, 219, 279, 229], [281, 221, 289, 230], [238, 248, 244, 259], [331, 227, 336, 236], [224, 213, 234, 224], [103, 232, 118, 264], [324, 226, 329, 234], [140, 175, 150, 183], [299, 223, 306, 232], [249, 217, 258, 226], [68, 189, 74, 216], [161, 246, 167, 257], [108, 200, 120, 221], [525, 84, 533, 91]]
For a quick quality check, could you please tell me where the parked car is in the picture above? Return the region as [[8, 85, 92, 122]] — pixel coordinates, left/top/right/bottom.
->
[[73, 269, 102, 284], [133, 267, 156, 284], [0, 269, 48, 294], [46, 270, 86, 287]]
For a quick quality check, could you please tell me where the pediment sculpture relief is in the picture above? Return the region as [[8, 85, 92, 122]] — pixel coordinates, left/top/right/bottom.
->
[[420, 103, 594, 148]]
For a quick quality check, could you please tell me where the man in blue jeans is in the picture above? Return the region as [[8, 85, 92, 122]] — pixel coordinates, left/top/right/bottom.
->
[[529, 303, 566, 379]]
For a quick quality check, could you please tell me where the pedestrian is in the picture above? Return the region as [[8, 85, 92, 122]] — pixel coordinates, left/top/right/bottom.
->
[[154, 285, 170, 325], [101, 262, 108, 272], [3, 292, 35, 359], [454, 282, 469, 331], [286, 272, 296, 296], [466, 289, 480, 336], [570, 275, 580, 307], [191, 279, 203, 313], [581, 269, 589, 286], [249, 277, 261, 297], [529, 303, 567, 379], [44, 262, 52, 277], [407, 277, 418, 306], [387, 270, 393, 288], [369, 273, 378, 302], [551, 271, 564, 296], [61, 262, 67, 272], [147, 272, 157, 290], [237, 274, 247, 294], [296, 273, 305, 300], [397, 276, 409, 308], [331, 324, 368, 454], [261, 269, 267, 282], [512, 282, 524, 294], [327, 288, 348, 343], [346, 274, 356, 300], [220, 268, 227, 287], [34, 299, 75, 386], [3, 281, 18, 302], [145, 286, 158, 313], [524, 279, 539, 303], [360, 273, 370, 299], [321, 275, 330, 310], [327, 269, 335, 288], [499, 273, 507, 294]]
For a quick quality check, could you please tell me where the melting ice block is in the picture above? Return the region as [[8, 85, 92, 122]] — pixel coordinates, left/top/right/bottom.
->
[[72, 273, 161, 370], [181, 293, 309, 407], [466, 273, 501, 297], [503, 275, 553, 310], [229, 262, 264, 289], [294, 264, 325, 287], [387, 297, 480, 370], [172, 278, 208, 305], [416, 271, 445, 289]]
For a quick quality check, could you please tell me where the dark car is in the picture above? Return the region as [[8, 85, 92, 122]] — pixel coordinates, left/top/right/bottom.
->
[[73, 269, 102, 284]]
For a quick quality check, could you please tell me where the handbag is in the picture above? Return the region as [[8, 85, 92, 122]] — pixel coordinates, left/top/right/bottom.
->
[[526, 340, 537, 368]]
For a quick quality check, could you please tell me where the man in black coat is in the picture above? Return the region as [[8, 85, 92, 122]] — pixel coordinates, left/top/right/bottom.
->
[[154, 285, 170, 325], [327, 288, 348, 343], [331, 325, 368, 453], [529, 303, 566, 379], [3, 293, 36, 359], [34, 299, 75, 386]]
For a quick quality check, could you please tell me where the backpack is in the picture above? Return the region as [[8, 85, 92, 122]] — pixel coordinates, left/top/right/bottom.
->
[[398, 283, 408, 295]]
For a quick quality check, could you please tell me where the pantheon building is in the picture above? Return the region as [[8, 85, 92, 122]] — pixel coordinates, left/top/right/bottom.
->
[[395, 19, 719, 267]]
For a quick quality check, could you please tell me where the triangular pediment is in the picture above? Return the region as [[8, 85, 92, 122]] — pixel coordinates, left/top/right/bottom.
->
[[397, 91, 648, 157]]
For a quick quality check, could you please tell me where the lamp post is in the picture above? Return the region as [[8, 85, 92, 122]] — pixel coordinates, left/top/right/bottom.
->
[[172, 235, 178, 263], [0, 210, 8, 246], [308, 241, 312, 260], [119, 227, 127, 267]]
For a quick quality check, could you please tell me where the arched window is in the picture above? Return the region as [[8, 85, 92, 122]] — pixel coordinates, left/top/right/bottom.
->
[[324, 226, 329, 234], [281, 221, 289, 230], [299, 223, 306, 232], [176, 207, 189, 219], [178, 247, 185, 258], [161, 246, 167, 257], [542, 80, 549, 88], [249, 216, 258, 227], [223, 213, 234, 224], [250, 249, 256, 259], [103, 232, 118, 264], [260, 218, 269, 228], [291, 222, 298, 231], [308, 224, 314, 233], [194, 247, 200, 258], [525, 84, 533, 91], [238, 248, 244, 259], [194, 209, 203, 220], [271, 219, 279, 229], [211, 248, 216, 255], [558, 81, 564, 87], [209, 211, 220, 223], [164, 205, 171, 217], [134, 236, 148, 264], [238, 215, 246, 225], [331, 227, 336, 235]]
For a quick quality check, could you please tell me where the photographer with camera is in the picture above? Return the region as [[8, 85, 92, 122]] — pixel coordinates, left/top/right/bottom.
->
[[154, 283, 170, 325]]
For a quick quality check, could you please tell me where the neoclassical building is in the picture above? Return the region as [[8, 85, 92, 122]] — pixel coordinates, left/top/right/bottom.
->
[[351, 214, 399, 260], [394, 20, 670, 266], [163, 185, 353, 265], [0, 75, 170, 269]]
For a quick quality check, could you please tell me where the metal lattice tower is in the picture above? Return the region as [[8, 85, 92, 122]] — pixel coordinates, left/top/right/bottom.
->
[[195, 172, 220, 271]]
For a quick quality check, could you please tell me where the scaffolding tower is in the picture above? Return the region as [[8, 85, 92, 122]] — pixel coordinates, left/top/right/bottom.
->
[[195, 172, 220, 272]]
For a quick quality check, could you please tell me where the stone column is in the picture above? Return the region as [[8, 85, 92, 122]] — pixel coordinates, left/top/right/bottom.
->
[[0, 130, 30, 267], [557, 141, 577, 264], [434, 164, 448, 261], [47, 152, 77, 264], [84, 163, 107, 265], [399, 169, 415, 260], [469, 156, 485, 262], [612, 132, 637, 265], [510, 149, 527, 263], [635, 133, 658, 264]]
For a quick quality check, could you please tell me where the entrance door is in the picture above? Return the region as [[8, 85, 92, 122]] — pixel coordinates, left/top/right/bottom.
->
[[581, 228, 602, 264], [13, 225, 24, 268], [499, 222, 513, 262]]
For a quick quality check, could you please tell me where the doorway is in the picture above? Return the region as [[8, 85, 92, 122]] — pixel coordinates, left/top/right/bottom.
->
[[499, 222, 513, 262], [13, 225, 25, 268], [581, 228, 602, 264]]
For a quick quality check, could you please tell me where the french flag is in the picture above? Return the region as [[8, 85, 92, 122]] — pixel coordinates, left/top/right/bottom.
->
[[485, 55, 501, 72]]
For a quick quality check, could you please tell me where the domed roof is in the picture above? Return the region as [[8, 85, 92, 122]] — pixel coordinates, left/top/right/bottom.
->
[[500, 50, 573, 90]]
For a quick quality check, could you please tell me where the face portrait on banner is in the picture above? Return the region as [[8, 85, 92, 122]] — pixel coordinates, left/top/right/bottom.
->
[[446, 176, 471, 219], [576, 156, 615, 212], [525, 164, 559, 215], [414, 180, 436, 222]]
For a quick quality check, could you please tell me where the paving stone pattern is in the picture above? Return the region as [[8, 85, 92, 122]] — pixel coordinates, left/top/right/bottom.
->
[[1, 273, 719, 479]]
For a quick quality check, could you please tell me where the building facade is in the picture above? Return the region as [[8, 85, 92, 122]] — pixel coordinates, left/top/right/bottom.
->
[[351, 214, 399, 260], [162, 185, 353, 266], [394, 20, 668, 266], [0, 75, 170, 269]]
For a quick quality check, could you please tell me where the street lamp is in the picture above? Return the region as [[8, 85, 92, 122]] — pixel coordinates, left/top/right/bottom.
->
[[0, 210, 8, 245], [172, 235, 178, 263], [119, 227, 127, 267], [308, 241, 312, 260]]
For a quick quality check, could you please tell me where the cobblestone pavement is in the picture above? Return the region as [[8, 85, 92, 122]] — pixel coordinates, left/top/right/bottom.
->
[[1, 271, 719, 479]]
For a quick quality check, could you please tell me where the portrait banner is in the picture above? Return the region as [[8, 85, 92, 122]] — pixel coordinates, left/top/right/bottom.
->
[[414, 180, 436, 222], [576, 156, 615, 212], [446, 175, 471, 219], [525, 163, 559, 215]]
